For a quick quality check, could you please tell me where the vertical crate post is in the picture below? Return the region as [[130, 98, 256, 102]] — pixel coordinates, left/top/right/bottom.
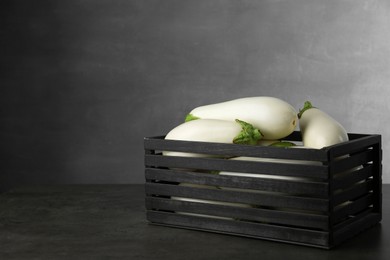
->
[[326, 148, 334, 248], [372, 136, 382, 218]]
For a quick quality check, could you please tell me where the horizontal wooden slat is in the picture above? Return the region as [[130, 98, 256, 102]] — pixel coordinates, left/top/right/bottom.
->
[[332, 193, 374, 224], [333, 180, 373, 205], [326, 134, 381, 158], [331, 149, 375, 174], [144, 134, 328, 161], [332, 212, 381, 247], [145, 168, 329, 197], [146, 197, 329, 230], [333, 208, 381, 235], [333, 165, 374, 190], [145, 183, 329, 212], [147, 211, 330, 247], [145, 155, 329, 179]]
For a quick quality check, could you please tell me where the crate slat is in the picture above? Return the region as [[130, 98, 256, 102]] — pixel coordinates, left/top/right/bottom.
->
[[145, 183, 329, 212], [332, 193, 374, 224], [146, 197, 329, 230], [332, 212, 381, 246], [327, 134, 381, 158], [333, 165, 374, 190], [333, 179, 373, 205], [145, 168, 329, 197], [145, 154, 329, 179], [331, 149, 375, 174], [147, 211, 330, 248]]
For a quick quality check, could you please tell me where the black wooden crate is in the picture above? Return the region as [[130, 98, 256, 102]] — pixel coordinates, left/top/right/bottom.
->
[[144, 131, 382, 249]]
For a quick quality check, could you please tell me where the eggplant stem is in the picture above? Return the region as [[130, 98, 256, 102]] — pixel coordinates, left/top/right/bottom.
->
[[185, 113, 200, 122], [233, 119, 263, 145], [298, 101, 314, 119]]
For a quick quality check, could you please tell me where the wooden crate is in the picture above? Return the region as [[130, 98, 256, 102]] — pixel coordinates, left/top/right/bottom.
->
[[144, 131, 382, 249]]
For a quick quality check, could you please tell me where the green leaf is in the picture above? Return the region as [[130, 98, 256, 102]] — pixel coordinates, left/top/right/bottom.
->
[[269, 141, 296, 148], [233, 119, 263, 145], [185, 114, 200, 122]]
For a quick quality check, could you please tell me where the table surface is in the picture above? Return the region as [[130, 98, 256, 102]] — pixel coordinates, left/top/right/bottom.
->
[[0, 184, 388, 260]]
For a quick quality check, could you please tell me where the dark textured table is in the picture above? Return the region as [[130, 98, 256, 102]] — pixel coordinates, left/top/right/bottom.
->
[[0, 184, 388, 259]]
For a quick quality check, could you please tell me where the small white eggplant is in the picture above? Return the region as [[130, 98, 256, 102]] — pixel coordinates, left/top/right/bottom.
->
[[163, 119, 262, 157], [298, 101, 349, 149], [185, 96, 298, 140]]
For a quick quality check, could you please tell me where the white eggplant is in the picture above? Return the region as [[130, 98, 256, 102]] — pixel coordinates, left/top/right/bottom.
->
[[298, 101, 349, 149], [185, 96, 298, 140], [163, 119, 262, 157]]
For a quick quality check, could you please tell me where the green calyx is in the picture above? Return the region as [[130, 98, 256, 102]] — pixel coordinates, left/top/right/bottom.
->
[[269, 141, 296, 148], [185, 114, 200, 122], [298, 101, 315, 119], [233, 119, 263, 145]]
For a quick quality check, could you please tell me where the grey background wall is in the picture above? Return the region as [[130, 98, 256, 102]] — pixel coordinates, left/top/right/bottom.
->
[[1, 0, 389, 191]]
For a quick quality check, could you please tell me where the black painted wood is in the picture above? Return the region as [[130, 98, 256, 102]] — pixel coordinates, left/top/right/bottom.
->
[[145, 197, 329, 230], [144, 132, 382, 249], [145, 182, 329, 212], [145, 168, 329, 197], [144, 154, 329, 179], [146, 211, 330, 248]]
